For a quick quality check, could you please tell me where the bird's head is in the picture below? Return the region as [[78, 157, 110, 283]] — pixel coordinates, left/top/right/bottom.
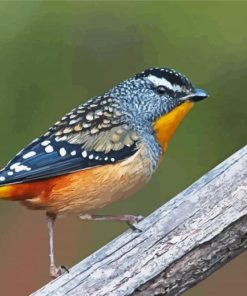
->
[[110, 67, 208, 151]]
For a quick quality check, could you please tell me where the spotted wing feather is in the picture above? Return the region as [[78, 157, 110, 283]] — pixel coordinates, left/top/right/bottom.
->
[[0, 96, 140, 185]]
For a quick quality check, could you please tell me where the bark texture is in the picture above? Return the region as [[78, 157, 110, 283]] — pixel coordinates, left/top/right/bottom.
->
[[32, 145, 247, 296]]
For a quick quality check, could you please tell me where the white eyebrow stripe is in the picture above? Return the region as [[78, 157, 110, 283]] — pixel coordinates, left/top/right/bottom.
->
[[147, 74, 173, 90], [173, 84, 183, 92]]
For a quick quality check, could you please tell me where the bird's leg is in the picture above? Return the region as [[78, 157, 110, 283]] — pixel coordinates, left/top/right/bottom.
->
[[46, 212, 69, 278], [79, 214, 144, 232]]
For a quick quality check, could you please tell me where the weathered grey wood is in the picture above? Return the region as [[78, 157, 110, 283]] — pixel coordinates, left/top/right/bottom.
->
[[32, 145, 247, 296]]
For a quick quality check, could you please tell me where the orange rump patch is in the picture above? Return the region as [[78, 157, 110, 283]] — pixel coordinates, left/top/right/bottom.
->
[[0, 180, 53, 201]]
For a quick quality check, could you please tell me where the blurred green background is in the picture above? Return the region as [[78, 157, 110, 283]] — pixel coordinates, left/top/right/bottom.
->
[[0, 1, 246, 295]]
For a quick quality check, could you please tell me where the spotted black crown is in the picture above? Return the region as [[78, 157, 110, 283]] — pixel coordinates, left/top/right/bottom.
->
[[135, 67, 193, 92]]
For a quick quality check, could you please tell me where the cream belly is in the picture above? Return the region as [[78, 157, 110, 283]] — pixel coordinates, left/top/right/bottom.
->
[[23, 144, 154, 214]]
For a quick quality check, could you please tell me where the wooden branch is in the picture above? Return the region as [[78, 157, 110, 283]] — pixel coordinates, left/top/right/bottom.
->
[[32, 145, 247, 296]]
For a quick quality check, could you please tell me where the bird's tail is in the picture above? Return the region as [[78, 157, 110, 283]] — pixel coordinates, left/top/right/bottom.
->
[[0, 185, 14, 200]]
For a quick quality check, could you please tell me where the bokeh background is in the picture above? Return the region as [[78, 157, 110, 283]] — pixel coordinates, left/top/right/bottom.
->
[[0, 1, 246, 295]]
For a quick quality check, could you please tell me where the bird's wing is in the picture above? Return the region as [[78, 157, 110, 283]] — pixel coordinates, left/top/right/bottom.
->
[[0, 95, 140, 185]]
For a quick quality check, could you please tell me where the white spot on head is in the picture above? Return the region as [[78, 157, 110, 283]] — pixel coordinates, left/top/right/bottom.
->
[[23, 151, 37, 159], [0, 176, 5, 181], [45, 145, 54, 153], [59, 148, 67, 157], [82, 151, 87, 158], [71, 150, 76, 156], [173, 84, 183, 92], [147, 74, 173, 90]]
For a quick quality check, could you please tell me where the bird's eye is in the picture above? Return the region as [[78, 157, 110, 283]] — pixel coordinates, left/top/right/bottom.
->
[[156, 85, 167, 95]]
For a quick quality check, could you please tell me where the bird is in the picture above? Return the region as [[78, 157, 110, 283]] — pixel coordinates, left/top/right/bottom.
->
[[0, 67, 208, 278]]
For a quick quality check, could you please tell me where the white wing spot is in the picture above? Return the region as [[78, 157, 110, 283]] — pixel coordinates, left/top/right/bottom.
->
[[44, 132, 51, 137], [16, 148, 24, 157], [32, 138, 39, 144], [89, 154, 94, 160], [69, 119, 80, 125], [104, 157, 108, 161], [10, 162, 21, 170], [0, 176, 5, 181], [71, 150, 76, 156], [110, 158, 115, 162], [45, 145, 54, 153], [23, 151, 37, 159], [86, 113, 94, 121], [10, 162, 31, 172], [82, 151, 87, 158], [41, 140, 51, 147], [59, 148, 67, 157], [55, 136, 67, 142], [7, 171, 14, 176]]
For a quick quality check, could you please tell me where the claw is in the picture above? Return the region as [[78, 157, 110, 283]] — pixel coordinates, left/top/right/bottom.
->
[[50, 264, 69, 279], [126, 215, 144, 232]]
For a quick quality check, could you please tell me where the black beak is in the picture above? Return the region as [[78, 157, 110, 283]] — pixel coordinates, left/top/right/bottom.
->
[[190, 88, 209, 102], [180, 88, 209, 103]]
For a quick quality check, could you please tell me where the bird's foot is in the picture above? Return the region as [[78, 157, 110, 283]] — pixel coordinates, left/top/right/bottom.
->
[[124, 214, 144, 232], [79, 214, 144, 232], [50, 264, 69, 279]]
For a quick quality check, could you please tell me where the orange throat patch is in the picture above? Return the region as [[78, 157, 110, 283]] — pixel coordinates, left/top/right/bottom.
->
[[153, 101, 194, 152]]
